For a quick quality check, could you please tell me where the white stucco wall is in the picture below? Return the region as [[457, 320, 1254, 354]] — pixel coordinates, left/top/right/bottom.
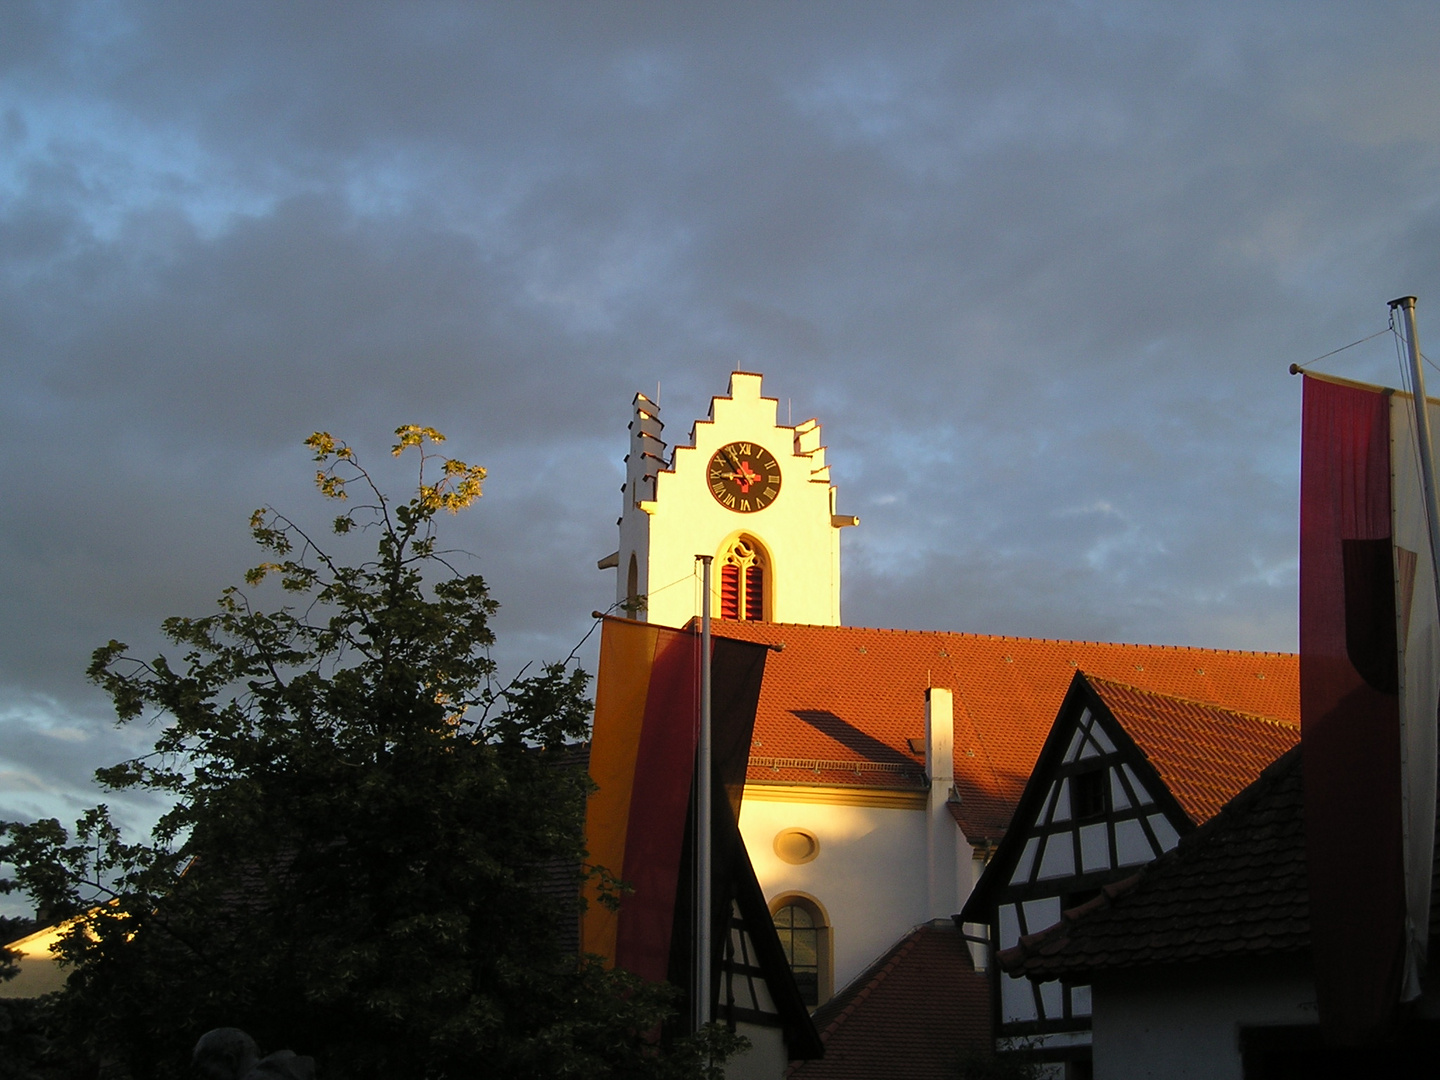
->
[[1091, 963, 1316, 1080], [740, 790, 974, 994], [725, 1022, 789, 1080]]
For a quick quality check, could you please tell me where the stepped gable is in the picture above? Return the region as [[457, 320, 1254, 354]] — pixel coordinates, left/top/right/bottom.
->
[[999, 745, 1308, 979], [709, 622, 1298, 843], [786, 922, 990, 1080], [1087, 676, 1299, 826]]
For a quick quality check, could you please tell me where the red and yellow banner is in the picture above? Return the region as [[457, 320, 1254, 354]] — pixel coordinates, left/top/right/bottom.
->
[[583, 616, 767, 986]]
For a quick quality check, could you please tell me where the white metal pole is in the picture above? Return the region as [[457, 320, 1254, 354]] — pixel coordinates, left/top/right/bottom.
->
[[1392, 296, 1440, 602], [696, 554, 713, 1030], [1390, 294, 1440, 1000]]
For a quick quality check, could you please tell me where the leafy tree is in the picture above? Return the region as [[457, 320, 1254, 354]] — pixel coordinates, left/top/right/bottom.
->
[[1, 427, 735, 1079]]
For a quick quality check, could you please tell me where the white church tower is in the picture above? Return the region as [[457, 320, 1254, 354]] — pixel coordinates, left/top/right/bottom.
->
[[599, 372, 857, 628]]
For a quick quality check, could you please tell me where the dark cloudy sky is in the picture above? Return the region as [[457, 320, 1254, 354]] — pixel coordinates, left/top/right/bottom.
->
[[4, 2, 1440, 863]]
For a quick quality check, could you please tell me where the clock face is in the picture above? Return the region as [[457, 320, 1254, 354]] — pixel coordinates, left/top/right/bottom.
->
[[707, 441, 781, 513]]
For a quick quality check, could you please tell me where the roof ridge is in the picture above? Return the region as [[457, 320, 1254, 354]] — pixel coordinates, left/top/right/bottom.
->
[[717, 623, 1297, 657], [1084, 673, 1300, 729], [750, 755, 923, 774]]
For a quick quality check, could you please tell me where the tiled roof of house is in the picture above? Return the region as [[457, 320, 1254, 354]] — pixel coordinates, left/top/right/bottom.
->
[[709, 622, 1298, 842], [998, 745, 1308, 979], [786, 922, 990, 1080], [958, 673, 1300, 924], [1087, 677, 1299, 825]]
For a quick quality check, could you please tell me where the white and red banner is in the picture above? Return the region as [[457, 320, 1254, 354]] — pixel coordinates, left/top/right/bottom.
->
[[1300, 373, 1438, 1043]]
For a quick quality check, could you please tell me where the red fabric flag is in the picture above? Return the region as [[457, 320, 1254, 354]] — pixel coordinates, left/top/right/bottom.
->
[[583, 616, 768, 987], [1300, 374, 1407, 1043], [584, 620, 700, 980]]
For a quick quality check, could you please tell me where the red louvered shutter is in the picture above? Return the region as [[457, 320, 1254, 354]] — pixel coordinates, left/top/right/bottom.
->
[[720, 562, 740, 620], [745, 563, 764, 621]]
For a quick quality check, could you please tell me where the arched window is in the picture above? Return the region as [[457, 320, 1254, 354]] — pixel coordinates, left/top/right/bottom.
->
[[720, 537, 767, 621], [770, 895, 831, 1007], [626, 554, 639, 611]]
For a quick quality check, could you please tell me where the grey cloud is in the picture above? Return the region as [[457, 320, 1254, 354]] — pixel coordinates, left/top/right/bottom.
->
[[2, 0, 1439, 839]]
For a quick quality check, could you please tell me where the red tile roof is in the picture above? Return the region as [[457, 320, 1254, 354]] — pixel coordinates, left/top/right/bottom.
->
[[709, 622, 1298, 842], [786, 922, 990, 1080], [958, 673, 1301, 924], [998, 746, 1308, 979], [1087, 677, 1299, 825]]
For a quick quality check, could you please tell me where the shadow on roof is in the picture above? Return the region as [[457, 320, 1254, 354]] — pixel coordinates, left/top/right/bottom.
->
[[790, 709, 914, 766]]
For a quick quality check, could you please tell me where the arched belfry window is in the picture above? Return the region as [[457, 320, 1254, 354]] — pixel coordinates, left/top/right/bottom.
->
[[626, 554, 639, 611], [720, 536, 767, 621], [770, 894, 832, 1006]]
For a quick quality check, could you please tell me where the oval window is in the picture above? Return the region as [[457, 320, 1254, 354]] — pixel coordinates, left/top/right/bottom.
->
[[774, 828, 820, 865]]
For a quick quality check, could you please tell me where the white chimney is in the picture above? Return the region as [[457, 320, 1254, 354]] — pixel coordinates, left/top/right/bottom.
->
[[925, 687, 959, 920]]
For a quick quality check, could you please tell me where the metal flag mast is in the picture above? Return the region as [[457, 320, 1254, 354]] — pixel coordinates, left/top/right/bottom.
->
[[1392, 296, 1440, 610], [1389, 295, 1440, 1000], [695, 554, 713, 1031]]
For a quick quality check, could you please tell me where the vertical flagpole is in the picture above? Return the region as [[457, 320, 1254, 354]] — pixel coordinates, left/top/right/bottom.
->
[[1390, 295, 1440, 999], [696, 554, 713, 1030], [1391, 297, 1440, 617]]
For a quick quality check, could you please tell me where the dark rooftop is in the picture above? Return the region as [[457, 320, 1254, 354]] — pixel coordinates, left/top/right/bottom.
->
[[999, 745, 1308, 980], [786, 922, 990, 1080]]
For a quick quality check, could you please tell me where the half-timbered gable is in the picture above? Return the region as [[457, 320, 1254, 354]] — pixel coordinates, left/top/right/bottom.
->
[[985, 679, 1189, 1047], [997, 746, 1440, 1076], [960, 671, 1299, 1068], [660, 792, 824, 1076], [716, 853, 826, 1067]]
